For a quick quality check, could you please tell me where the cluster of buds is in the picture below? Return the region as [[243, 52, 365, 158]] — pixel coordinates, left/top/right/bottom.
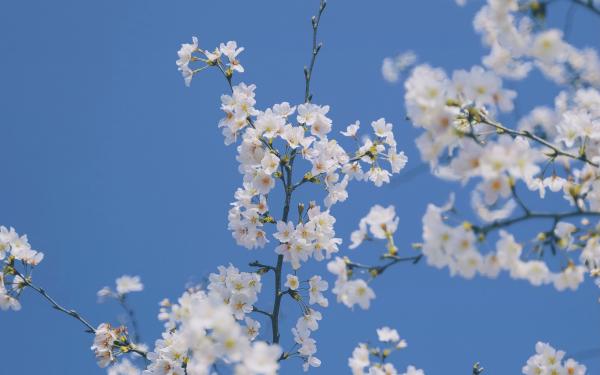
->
[[91, 323, 135, 368]]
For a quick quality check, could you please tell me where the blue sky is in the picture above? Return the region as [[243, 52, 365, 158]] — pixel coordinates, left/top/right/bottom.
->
[[1, 0, 599, 374]]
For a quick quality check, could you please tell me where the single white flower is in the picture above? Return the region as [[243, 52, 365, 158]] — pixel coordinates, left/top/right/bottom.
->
[[376, 326, 400, 343], [341, 121, 360, 137], [115, 275, 143, 295], [308, 275, 328, 307], [285, 274, 300, 290]]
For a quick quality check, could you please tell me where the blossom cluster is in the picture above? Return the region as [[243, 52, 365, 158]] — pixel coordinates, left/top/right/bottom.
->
[[421, 196, 588, 290], [274, 207, 341, 269], [180, 38, 409, 371], [327, 257, 376, 309], [145, 285, 281, 375], [404, 63, 517, 168], [348, 326, 422, 375], [0, 226, 44, 267], [473, 0, 600, 85], [107, 358, 141, 375], [176, 37, 244, 86], [177, 34, 410, 375], [176, 33, 407, 373], [91, 323, 131, 368], [224, 88, 408, 250], [98, 275, 144, 302], [291, 308, 323, 371], [345, 197, 597, 293], [106, 358, 142, 375], [207, 264, 262, 320], [267, 274, 328, 370], [522, 342, 586, 375], [382, 0, 600, 293], [0, 226, 44, 311], [323, 205, 425, 302], [381, 51, 417, 83], [349, 205, 400, 251], [4, 1, 600, 372]]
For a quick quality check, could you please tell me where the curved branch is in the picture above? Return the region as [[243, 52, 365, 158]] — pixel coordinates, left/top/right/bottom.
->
[[6, 263, 148, 359], [8, 264, 96, 333], [347, 254, 423, 278], [252, 305, 273, 318], [480, 116, 599, 168], [541, 0, 600, 17], [571, 0, 600, 16], [472, 210, 600, 235]]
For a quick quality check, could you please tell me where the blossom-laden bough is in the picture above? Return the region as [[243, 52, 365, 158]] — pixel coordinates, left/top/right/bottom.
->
[[522, 342, 587, 375], [347, 328, 586, 375], [348, 327, 422, 375], [355, 0, 600, 299], [172, 0, 409, 370], [4, 1, 407, 373], [2, 0, 599, 374]]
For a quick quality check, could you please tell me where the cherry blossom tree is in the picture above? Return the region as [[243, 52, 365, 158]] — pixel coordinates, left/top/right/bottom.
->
[[2, 1, 599, 374]]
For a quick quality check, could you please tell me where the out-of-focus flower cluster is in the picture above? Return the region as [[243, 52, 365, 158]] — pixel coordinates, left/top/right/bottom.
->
[[108, 358, 141, 375], [474, 0, 600, 85], [421, 196, 591, 290], [379, 0, 600, 293], [348, 326, 422, 375], [349, 205, 400, 251], [327, 256, 376, 310], [522, 342, 586, 375], [382, 51, 417, 83], [98, 275, 144, 302], [404, 64, 518, 168]]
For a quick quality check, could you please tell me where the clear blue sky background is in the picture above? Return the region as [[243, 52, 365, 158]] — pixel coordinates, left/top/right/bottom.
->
[[1, 1, 599, 374]]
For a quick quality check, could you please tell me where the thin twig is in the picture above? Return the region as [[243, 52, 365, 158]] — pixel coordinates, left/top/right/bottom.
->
[[6, 263, 148, 359], [252, 305, 273, 318], [9, 265, 96, 333], [249, 261, 275, 272], [510, 181, 531, 215], [541, 0, 600, 16], [572, 0, 600, 16], [472, 210, 600, 235], [480, 116, 599, 168], [304, 0, 327, 103], [347, 254, 423, 277]]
